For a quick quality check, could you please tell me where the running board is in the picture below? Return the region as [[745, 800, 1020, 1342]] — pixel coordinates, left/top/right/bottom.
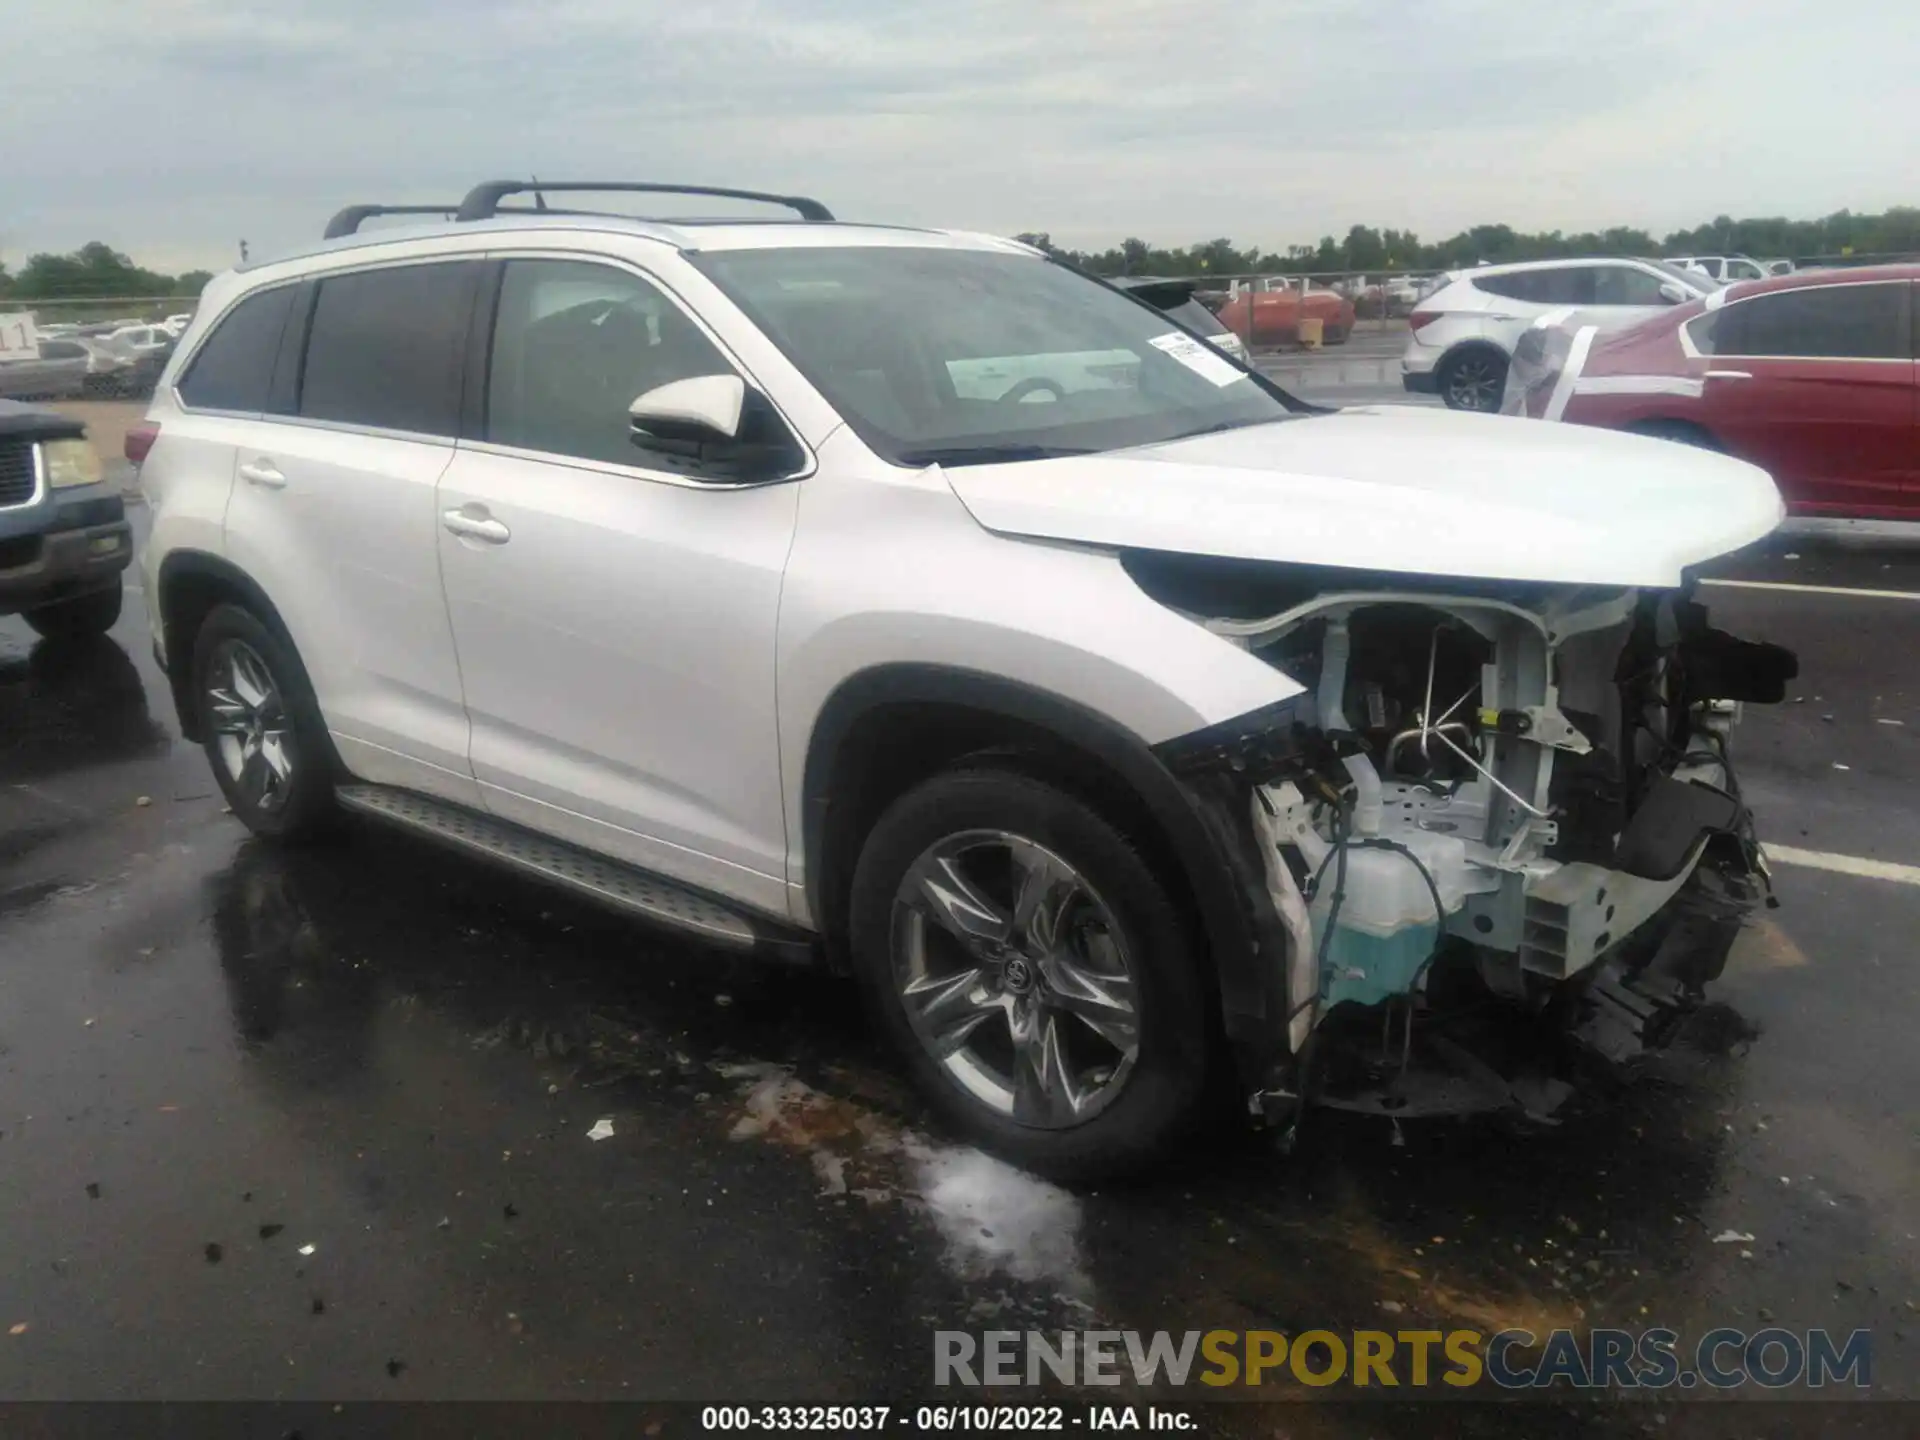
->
[[334, 784, 812, 961]]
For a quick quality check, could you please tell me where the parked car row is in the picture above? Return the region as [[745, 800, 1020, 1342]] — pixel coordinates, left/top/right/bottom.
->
[[1503, 262, 1919, 521], [0, 328, 177, 401]]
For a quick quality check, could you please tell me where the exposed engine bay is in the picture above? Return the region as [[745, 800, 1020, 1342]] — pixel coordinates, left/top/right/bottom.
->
[[1134, 554, 1798, 1127]]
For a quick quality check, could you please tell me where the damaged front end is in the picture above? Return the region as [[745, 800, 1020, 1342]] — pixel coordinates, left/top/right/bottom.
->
[[1145, 554, 1797, 1130]]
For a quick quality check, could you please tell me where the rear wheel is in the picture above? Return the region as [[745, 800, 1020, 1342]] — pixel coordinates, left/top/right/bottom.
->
[[191, 603, 336, 841], [23, 580, 122, 641], [848, 766, 1209, 1180], [1439, 347, 1507, 411]]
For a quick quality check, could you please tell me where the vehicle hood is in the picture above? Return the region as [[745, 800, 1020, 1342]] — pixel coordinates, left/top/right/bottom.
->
[[940, 406, 1784, 587]]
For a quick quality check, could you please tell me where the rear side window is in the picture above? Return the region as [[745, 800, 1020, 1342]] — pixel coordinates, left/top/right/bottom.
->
[[299, 262, 476, 435], [1473, 272, 1545, 302], [177, 286, 295, 412], [1591, 266, 1668, 306], [1718, 283, 1909, 359]]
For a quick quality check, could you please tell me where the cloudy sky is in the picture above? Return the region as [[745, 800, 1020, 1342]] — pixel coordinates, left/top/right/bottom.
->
[[8, 0, 1915, 273]]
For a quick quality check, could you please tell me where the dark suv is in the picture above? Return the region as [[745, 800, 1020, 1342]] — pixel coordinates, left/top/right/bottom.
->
[[0, 402, 133, 639]]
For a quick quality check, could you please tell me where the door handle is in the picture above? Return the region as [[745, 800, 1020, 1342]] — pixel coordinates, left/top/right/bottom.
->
[[238, 458, 286, 488], [442, 508, 511, 544], [1704, 369, 1752, 380]]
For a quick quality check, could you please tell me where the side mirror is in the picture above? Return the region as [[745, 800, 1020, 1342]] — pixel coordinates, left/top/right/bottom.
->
[[628, 374, 803, 483], [1658, 282, 1688, 305], [629, 374, 746, 445]]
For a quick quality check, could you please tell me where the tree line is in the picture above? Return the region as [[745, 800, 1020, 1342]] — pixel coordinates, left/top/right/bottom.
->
[[1017, 206, 1920, 276], [0, 242, 213, 302], [3, 206, 1915, 298]]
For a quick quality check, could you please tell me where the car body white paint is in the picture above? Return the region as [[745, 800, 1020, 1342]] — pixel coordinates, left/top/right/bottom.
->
[[942, 406, 1783, 588], [141, 215, 1784, 946]]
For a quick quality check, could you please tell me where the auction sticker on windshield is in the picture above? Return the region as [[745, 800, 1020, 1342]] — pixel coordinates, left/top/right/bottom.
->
[[1148, 331, 1244, 387]]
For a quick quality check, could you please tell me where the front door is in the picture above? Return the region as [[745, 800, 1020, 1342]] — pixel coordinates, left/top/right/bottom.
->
[[1697, 279, 1915, 517], [435, 256, 803, 916]]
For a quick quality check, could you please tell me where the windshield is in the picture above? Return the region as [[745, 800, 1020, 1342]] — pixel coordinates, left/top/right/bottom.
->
[[692, 247, 1297, 466]]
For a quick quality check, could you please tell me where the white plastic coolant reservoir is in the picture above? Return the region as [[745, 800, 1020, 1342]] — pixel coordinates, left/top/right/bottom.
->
[[1308, 826, 1471, 1010]]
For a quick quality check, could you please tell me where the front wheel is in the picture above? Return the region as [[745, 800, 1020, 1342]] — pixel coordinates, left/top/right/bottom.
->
[[191, 603, 336, 841], [1440, 347, 1508, 411], [848, 767, 1209, 1180], [23, 580, 123, 641]]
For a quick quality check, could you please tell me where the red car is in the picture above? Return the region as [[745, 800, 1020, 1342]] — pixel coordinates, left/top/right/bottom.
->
[[1518, 265, 1918, 520]]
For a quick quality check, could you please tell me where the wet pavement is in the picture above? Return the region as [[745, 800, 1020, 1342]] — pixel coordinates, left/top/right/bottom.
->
[[2, 523, 1917, 1437]]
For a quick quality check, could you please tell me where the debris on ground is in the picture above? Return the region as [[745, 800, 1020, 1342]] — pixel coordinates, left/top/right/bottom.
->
[[134, 797, 151, 808], [84, 1183, 99, 1200], [311, 1296, 326, 1315], [586, 1118, 615, 1142], [1711, 1230, 1755, 1244], [8, 1324, 27, 1336], [297, 1243, 316, 1256], [258, 1223, 283, 1240], [204, 1242, 223, 1264], [386, 1358, 406, 1378]]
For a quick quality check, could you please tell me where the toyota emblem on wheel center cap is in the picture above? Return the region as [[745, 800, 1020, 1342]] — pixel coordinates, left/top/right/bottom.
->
[[1001, 957, 1035, 994]]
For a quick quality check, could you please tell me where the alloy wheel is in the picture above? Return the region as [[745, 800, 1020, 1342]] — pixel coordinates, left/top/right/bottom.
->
[[206, 639, 295, 813], [889, 830, 1140, 1128], [1446, 353, 1502, 411]]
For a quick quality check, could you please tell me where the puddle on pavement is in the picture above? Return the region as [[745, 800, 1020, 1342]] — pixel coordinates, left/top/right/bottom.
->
[[180, 824, 1773, 1353]]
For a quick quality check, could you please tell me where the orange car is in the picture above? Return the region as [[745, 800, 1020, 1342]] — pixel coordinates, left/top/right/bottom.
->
[[1214, 280, 1356, 347]]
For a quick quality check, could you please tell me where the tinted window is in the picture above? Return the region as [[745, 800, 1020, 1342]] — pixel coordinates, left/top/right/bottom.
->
[[486, 259, 767, 471], [1592, 265, 1669, 306], [1472, 272, 1543, 301], [1721, 283, 1907, 359], [1684, 311, 1722, 356], [177, 285, 295, 412], [300, 263, 474, 435]]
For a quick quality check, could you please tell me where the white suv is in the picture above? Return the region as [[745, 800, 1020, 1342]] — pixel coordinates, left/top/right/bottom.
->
[[1403, 258, 1711, 411], [137, 181, 1795, 1177]]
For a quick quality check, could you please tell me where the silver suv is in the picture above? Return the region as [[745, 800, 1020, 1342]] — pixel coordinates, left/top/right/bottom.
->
[[137, 181, 1794, 1176]]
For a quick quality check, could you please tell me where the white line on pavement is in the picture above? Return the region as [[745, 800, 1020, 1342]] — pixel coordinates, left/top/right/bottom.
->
[[1700, 579, 1920, 601], [1763, 843, 1920, 888]]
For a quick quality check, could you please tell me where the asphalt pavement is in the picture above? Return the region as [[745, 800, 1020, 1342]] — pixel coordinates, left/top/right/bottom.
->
[[2, 498, 1917, 1436]]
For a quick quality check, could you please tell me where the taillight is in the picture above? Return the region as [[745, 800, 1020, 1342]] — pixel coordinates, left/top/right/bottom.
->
[[1408, 310, 1441, 333], [125, 422, 159, 465]]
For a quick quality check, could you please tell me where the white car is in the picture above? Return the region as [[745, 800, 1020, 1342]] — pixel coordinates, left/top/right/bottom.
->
[[1668, 255, 1771, 285], [136, 181, 1794, 1177], [101, 323, 174, 358], [1403, 258, 1712, 411], [162, 312, 195, 337]]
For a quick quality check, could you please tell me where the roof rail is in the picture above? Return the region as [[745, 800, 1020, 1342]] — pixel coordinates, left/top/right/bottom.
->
[[454, 180, 834, 225], [323, 204, 461, 239]]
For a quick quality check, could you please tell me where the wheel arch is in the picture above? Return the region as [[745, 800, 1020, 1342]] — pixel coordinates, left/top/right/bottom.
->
[[800, 664, 1293, 1088], [155, 549, 314, 745]]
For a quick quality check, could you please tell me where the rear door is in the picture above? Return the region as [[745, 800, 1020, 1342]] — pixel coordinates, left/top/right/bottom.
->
[[1694, 279, 1914, 518], [218, 258, 484, 804]]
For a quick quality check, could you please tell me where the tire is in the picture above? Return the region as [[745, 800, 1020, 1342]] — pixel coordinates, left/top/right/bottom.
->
[[23, 580, 123, 641], [1439, 347, 1508, 412], [190, 602, 336, 841], [848, 766, 1210, 1181], [1325, 325, 1350, 345]]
